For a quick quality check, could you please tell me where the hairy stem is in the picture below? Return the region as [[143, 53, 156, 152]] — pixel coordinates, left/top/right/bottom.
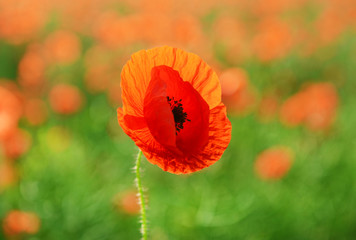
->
[[135, 149, 148, 240]]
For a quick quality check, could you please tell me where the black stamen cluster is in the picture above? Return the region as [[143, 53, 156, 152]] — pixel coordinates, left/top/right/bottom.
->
[[167, 96, 191, 134]]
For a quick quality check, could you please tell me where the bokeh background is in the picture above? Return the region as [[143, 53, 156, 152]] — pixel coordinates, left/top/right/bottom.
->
[[1, 0, 356, 239]]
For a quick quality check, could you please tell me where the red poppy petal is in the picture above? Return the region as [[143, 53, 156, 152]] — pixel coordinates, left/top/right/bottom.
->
[[188, 103, 231, 172], [118, 103, 231, 174], [143, 70, 178, 153], [150, 65, 209, 155], [124, 115, 146, 130], [118, 108, 174, 170]]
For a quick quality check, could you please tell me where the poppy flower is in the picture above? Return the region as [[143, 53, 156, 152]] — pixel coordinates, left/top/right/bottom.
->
[[93, 12, 139, 48], [18, 44, 46, 89], [49, 84, 84, 115], [114, 191, 140, 215], [24, 98, 48, 126], [2, 210, 40, 236], [255, 146, 294, 180], [252, 17, 294, 62], [0, 159, 17, 191], [1, 128, 32, 160], [0, 86, 22, 141], [44, 30, 81, 64], [212, 16, 248, 63], [0, 0, 47, 44], [219, 68, 256, 115], [117, 46, 231, 174], [280, 82, 338, 131]]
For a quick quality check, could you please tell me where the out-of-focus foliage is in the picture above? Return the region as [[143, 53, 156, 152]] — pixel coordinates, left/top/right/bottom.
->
[[0, 0, 356, 239]]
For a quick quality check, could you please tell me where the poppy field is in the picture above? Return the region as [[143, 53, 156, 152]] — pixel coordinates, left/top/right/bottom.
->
[[1, 0, 356, 239]]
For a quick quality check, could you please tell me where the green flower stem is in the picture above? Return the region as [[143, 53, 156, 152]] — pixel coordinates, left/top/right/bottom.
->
[[135, 149, 148, 240]]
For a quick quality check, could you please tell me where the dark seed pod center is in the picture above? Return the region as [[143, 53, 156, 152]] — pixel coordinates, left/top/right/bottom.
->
[[167, 96, 191, 134]]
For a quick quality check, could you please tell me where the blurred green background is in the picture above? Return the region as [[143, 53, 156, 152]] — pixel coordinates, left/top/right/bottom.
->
[[1, 0, 356, 239]]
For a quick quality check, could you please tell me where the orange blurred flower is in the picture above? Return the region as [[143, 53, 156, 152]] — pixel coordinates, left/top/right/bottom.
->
[[0, 79, 25, 109], [0, 79, 22, 95], [0, 0, 47, 44], [18, 44, 46, 89], [93, 12, 139, 48], [49, 84, 84, 115], [314, 7, 346, 46], [255, 146, 294, 180], [114, 191, 140, 215], [1, 128, 31, 160], [280, 82, 338, 131], [44, 30, 81, 64], [136, 13, 172, 46], [0, 159, 17, 191], [303, 83, 339, 131], [172, 14, 204, 47], [53, 0, 106, 34], [219, 68, 256, 115], [117, 46, 231, 174], [0, 86, 22, 141], [24, 98, 48, 126], [3, 210, 40, 236], [279, 91, 306, 127], [212, 16, 248, 63], [252, 17, 294, 62]]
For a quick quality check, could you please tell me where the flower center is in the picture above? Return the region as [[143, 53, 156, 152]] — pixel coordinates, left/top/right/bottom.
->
[[167, 96, 190, 134]]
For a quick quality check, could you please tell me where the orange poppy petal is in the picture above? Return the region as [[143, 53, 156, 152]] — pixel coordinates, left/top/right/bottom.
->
[[120, 46, 221, 117]]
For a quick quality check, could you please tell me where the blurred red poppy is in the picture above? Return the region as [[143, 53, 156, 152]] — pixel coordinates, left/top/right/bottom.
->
[[93, 12, 139, 48], [280, 82, 338, 131], [117, 46, 231, 174], [0, 86, 22, 140], [49, 84, 84, 115], [18, 44, 46, 89], [252, 17, 294, 62], [0, 159, 17, 191], [220, 68, 256, 115], [255, 146, 294, 180], [44, 30, 81, 64], [24, 98, 48, 126], [0, 0, 48, 44], [1, 128, 31, 160], [114, 191, 140, 215], [172, 14, 204, 47], [303, 82, 339, 131], [3, 210, 40, 236], [212, 16, 248, 63]]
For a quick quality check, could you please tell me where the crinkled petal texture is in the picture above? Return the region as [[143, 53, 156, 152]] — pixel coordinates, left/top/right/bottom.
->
[[118, 46, 231, 174]]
